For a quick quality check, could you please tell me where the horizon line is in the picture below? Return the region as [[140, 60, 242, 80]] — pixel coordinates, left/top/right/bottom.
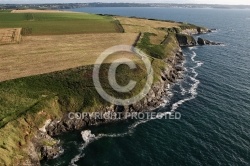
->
[[1, 2, 250, 6]]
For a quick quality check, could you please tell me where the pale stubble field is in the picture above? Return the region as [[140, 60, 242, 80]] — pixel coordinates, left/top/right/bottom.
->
[[0, 33, 139, 82]]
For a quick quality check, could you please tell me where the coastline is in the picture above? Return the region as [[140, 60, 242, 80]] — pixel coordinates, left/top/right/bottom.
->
[[37, 27, 209, 163], [37, 48, 185, 163], [0, 12, 211, 165], [15, 8, 250, 166]]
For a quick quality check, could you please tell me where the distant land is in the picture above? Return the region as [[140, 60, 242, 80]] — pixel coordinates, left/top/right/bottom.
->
[[0, 3, 250, 10]]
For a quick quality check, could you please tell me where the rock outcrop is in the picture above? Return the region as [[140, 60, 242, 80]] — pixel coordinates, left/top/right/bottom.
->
[[181, 28, 207, 35], [176, 34, 196, 47], [197, 37, 223, 46]]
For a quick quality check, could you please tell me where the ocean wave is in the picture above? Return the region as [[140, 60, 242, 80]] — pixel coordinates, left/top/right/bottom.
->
[[188, 46, 198, 50], [126, 50, 203, 125], [191, 51, 197, 61], [153, 50, 202, 116], [70, 130, 133, 165], [70, 153, 85, 166], [180, 83, 187, 95]]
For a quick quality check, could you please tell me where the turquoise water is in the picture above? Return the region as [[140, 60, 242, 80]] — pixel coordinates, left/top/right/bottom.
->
[[42, 8, 250, 165]]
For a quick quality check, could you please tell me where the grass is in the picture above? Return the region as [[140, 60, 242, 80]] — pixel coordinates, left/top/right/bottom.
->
[[0, 96, 63, 165], [179, 22, 206, 31], [0, 60, 149, 165], [0, 59, 148, 127], [137, 32, 179, 60], [115, 16, 181, 34], [162, 32, 179, 57], [0, 12, 121, 35], [116, 16, 183, 60], [137, 32, 165, 59], [0, 10, 11, 13]]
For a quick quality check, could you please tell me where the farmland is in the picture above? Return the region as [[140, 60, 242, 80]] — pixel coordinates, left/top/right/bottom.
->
[[0, 10, 194, 165], [0, 10, 184, 129], [0, 10, 131, 82], [0, 11, 121, 35], [0, 33, 138, 82], [116, 16, 181, 33], [0, 11, 195, 122]]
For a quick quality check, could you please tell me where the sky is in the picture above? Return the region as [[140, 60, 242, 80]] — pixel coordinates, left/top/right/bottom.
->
[[1, 0, 250, 5]]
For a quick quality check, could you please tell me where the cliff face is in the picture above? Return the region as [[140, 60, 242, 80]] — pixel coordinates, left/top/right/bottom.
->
[[176, 33, 197, 47], [175, 26, 210, 47]]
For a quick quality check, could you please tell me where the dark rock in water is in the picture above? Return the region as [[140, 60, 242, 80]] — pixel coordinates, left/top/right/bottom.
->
[[208, 28, 217, 32], [197, 37, 223, 46], [197, 37, 206, 45]]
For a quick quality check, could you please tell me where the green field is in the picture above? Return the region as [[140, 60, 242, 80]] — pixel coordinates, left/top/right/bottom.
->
[[0, 12, 121, 35], [0, 60, 151, 127]]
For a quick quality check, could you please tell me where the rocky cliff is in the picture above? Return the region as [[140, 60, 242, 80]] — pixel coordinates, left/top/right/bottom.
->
[[176, 33, 197, 47], [34, 47, 186, 162], [25, 25, 210, 165]]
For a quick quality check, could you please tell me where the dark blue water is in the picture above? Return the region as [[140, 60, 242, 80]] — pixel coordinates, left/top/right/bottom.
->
[[42, 8, 250, 166]]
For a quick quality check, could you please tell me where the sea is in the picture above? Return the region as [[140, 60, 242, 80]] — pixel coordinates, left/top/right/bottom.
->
[[42, 7, 250, 166]]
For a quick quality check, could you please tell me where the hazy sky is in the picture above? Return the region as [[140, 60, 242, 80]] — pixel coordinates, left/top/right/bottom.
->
[[1, 0, 250, 5]]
